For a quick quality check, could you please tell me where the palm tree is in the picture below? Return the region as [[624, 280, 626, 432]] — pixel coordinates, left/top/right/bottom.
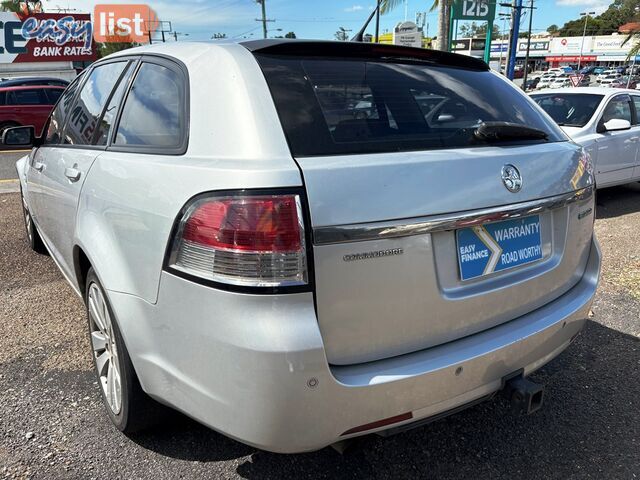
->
[[622, 7, 640, 60], [0, 0, 22, 13], [380, 0, 451, 51]]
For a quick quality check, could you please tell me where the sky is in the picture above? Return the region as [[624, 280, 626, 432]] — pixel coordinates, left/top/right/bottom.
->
[[39, 0, 617, 41]]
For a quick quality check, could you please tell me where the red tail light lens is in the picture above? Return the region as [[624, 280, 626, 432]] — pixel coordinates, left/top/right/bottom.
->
[[168, 194, 307, 288]]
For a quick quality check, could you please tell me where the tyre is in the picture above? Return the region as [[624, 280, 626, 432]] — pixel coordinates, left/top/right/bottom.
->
[[20, 187, 48, 255], [85, 268, 165, 433]]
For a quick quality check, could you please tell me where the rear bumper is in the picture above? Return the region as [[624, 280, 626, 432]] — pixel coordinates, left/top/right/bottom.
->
[[108, 236, 600, 453]]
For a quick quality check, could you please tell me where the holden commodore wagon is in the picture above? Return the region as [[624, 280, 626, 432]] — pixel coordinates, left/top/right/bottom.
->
[[7, 40, 600, 453]]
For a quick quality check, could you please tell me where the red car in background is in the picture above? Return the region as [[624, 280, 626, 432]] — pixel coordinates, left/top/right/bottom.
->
[[0, 85, 65, 136]]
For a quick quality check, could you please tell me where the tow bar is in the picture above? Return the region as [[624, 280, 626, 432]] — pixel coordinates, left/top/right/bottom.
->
[[502, 371, 545, 415]]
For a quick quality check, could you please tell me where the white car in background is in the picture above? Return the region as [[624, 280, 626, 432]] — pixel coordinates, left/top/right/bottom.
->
[[597, 73, 621, 83], [537, 74, 556, 89], [600, 78, 619, 88], [532, 87, 640, 188], [549, 77, 572, 89]]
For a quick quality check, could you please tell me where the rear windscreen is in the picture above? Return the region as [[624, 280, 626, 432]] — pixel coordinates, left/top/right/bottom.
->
[[255, 55, 565, 157]]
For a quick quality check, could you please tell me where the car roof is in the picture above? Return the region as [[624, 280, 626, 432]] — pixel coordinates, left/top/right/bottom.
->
[[106, 39, 490, 71], [0, 85, 66, 91], [531, 87, 637, 96]]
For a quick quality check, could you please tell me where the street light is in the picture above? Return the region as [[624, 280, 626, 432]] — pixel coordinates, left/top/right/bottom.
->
[[577, 11, 596, 74], [627, 6, 640, 88], [499, 12, 510, 73]]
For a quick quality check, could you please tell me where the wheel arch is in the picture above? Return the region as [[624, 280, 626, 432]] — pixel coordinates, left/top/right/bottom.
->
[[73, 245, 92, 300]]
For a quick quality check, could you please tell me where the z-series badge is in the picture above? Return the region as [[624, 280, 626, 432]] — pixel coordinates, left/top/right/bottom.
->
[[343, 248, 403, 262]]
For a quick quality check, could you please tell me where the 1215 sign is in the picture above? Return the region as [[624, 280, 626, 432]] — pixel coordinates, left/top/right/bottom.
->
[[452, 0, 496, 21]]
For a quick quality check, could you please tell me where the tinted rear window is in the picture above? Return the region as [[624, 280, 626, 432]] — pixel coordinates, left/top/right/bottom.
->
[[255, 55, 565, 156]]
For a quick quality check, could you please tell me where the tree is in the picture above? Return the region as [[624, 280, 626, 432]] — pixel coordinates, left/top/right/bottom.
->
[[0, 0, 21, 12], [458, 21, 500, 38], [335, 27, 350, 41], [381, 0, 451, 51], [1, 0, 40, 13], [547, 24, 559, 36], [284, 31, 296, 38], [96, 27, 139, 59], [558, 0, 639, 36]]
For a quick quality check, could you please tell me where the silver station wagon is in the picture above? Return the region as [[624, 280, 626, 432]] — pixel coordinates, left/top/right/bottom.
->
[[8, 40, 600, 453]]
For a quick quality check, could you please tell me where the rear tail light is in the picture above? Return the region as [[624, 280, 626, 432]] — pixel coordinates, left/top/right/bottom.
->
[[167, 193, 307, 288]]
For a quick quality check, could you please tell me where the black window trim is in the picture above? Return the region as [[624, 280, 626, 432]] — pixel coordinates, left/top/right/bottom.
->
[[631, 94, 640, 125], [37, 52, 190, 156], [56, 56, 141, 152], [106, 53, 190, 156], [40, 69, 92, 149]]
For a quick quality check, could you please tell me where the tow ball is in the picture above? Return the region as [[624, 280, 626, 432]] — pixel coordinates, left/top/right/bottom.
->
[[502, 372, 545, 415]]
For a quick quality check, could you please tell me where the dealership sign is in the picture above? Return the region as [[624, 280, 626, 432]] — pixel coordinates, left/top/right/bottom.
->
[[0, 12, 96, 63], [393, 21, 422, 48]]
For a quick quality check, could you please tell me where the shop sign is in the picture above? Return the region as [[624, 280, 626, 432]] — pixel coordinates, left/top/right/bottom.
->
[[518, 40, 549, 52], [0, 12, 96, 63], [550, 37, 591, 54], [545, 55, 597, 62]]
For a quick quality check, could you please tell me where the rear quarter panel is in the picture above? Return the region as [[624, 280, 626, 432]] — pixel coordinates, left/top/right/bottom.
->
[[75, 44, 301, 303]]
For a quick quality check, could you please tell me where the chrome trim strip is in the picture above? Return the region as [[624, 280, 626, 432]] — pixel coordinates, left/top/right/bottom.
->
[[313, 186, 594, 245]]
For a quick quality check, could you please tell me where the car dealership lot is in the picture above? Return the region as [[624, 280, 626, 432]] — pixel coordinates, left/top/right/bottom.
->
[[0, 151, 638, 478]]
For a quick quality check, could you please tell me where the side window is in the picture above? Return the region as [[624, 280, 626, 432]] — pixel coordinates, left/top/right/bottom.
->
[[64, 61, 128, 146], [601, 96, 632, 124], [632, 97, 640, 125], [46, 89, 63, 104], [114, 61, 186, 150], [94, 63, 134, 146], [44, 76, 84, 145], [8, 89, 48, 105], [0, 91, 5, 106]]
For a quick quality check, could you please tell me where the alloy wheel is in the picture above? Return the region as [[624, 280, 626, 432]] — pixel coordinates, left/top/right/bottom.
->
[[88, 283, 122, 415], [21, 197, 33, 244]]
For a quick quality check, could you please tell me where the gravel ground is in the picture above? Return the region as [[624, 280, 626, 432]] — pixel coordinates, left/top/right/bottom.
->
[[1, 183, 639, 480]]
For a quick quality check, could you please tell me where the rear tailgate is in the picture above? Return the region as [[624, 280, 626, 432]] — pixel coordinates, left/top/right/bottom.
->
[[299, 145, 594, 365], [251, 43, 595, 365]]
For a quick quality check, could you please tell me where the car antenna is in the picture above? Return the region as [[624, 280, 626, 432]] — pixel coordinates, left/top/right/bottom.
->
[[351, 3, 379, 42]]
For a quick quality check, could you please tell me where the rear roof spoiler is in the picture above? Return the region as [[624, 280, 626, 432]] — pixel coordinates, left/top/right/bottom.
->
[[241, 39, 489, 71]]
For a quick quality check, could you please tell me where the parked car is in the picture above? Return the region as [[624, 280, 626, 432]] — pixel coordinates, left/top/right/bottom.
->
[[524, 76, 540, 90], [579, 66, 595, 75], [0, 85, 65, 135], [600, 78, 619, 88], [597, 73, 622, 84], [532, 87, 640, 188], [550, 76, 572, 89], [537, 74, 556, 89], [9, 40, 599, 453], [0, 76, 69, 88], [593, 67, 607, 75], [612, 78, 637, 89]]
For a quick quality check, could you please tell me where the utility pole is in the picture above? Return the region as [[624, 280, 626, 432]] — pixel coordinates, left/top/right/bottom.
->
[[521, 0, 536, 90], [375, 0, 381, 42], [501, 0, 523, 80], [256, 0, 275, 39], [577, 11, 596, 72], [499, 12, 510, 73], [257, 0, 267, 39]]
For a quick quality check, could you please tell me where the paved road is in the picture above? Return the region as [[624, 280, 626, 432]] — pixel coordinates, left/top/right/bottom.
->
[[0, 169, 639, 478], [0, 150, 28, 181]]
